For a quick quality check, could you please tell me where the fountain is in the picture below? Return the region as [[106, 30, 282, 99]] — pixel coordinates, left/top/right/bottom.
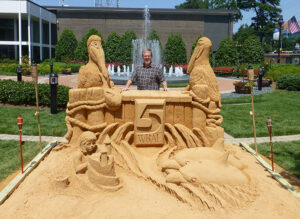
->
[[109, 5, 189, 85]]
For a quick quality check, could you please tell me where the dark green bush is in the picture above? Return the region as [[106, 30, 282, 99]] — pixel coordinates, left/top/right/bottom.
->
[[215, 37, 238, 66], [74, 28, 104, 62], [0, 58, 18, 64], [147, 30, 163, 50], [266, 64, 300, 81], [0, 80, 70, 107], [276, 74, 300, 91], [239, 35, 264, 64], [119, 30, 137, 63], [55, 29, 78, 62], [105, 32, 121, 63], [164, 33, 187, 65]]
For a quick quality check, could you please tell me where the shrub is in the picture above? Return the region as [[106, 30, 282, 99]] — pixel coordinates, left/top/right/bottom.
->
[[164, 33, 187, 65], [147, 30, 163, 50], [266, 64, 300, 81], [105, 32, 121, 63], [119, 30, 137, 63], [74, 28, 104, 62], [0, 80, 70, 107], [277, 74, 300, 91], [55, 29, 78, 62], [239, 35, 264, 64], [215, 37, 238, 66], [0, 58, 18, 64]]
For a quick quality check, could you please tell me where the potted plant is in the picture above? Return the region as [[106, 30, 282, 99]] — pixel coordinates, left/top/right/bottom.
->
[[233, 81, 255, 94]]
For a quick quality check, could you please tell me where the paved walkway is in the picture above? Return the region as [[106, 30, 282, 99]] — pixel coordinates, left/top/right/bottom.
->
[[0, 134, 65, 143], [224, 132, 300, 144], [0, 73, 237, 92]]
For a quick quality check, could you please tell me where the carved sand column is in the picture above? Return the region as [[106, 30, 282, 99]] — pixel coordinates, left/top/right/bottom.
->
[[191, 85, 208, 131], [68, 89, 88, 145], [86, 88, 105, 126]]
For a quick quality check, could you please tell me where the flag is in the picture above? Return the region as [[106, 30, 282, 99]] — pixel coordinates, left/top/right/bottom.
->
[[273, 28, 279, 40], [288, 16, 300, 34]]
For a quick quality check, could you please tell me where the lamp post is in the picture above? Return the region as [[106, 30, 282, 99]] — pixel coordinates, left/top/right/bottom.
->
[[258, 67, 265, 91], [17, 116, 24, 173], [266, 118, 274, 171], [277, 15, 283, 63], [17, 65, 22, 82], [49, 61, 58, 114]]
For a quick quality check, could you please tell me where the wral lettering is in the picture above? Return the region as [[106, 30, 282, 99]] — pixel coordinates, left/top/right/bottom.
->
[[134, 99, 165, 146], [136, 133, 164, 144]]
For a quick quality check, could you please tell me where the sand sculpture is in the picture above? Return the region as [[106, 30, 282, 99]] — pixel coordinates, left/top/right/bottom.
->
[[63, 35, 257, 210]]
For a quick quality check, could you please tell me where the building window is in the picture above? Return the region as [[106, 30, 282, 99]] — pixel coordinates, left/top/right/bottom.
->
[[0, 19, 14, 41], [43, 21, 49, 44], [51, 23, 57, 45], [32, 20, 40, 43], [0, 45, 16, 59]]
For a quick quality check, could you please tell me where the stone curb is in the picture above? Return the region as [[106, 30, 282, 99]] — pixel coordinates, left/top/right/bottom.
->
[[239, 142, 300, 201], [0, 140, 58, 205]]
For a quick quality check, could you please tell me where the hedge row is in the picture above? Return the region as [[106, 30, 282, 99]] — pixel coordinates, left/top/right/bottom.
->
[[0, 80, 70, 108], [277, 74, 300, 91], [266, 64, 300, 81], [0, 62, 83, 76]]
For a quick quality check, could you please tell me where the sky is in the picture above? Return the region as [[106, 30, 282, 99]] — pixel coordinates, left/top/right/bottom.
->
[[34, 0, 300, 33]]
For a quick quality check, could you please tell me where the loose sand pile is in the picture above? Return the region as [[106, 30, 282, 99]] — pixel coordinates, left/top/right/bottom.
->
[[0, 142, 299, 219]]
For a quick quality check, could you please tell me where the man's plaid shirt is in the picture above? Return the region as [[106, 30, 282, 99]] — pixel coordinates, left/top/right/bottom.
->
[[130, 63, 166, 90]]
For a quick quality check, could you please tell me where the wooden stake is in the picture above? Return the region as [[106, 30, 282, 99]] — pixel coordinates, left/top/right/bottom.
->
[[251, 86, 258, 154], [31, 64, 42, 152]]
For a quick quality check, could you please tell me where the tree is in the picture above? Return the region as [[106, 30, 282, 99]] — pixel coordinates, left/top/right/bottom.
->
[[147, 30, 163, 50], [55, 29, 77, 62], [74, 28, 104, 62], [164, 33, 187, 65], [105, 32, 121, 63], [118, 30, 137, 63], [175, 0, 210, 9], [233, 24, 256, 45], [215, 37, 238, 66], [237, 0, 282, 42], [273, 37, 295, 51], [239, 35, 264, 64], [176, 0, 242, 21], [295, 35, 300, 44]]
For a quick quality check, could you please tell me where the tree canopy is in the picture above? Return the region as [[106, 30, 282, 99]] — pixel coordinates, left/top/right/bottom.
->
[[175, 0, 242, 21], [237, 0, 282, 41]]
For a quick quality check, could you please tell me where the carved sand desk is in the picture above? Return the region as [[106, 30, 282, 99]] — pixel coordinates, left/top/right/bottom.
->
[[65, 36, 256, 209]]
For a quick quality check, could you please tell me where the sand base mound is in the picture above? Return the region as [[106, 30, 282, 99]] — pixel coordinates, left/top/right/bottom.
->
[[0, 143, 299, 219]]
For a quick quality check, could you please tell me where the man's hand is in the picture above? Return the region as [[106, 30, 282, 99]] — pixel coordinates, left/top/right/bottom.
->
[[122, 87, 129, 91], [162, 81, 168, 91]]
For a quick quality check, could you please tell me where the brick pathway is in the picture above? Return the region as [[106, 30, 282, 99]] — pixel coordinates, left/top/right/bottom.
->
[[0, 74, 236, 92]]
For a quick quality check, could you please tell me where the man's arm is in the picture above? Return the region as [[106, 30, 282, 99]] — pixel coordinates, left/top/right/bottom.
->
[[123, 80, 132, 91], [162, 81, 168, 91]]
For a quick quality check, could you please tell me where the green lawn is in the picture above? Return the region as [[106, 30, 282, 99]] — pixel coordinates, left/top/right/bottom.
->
[[0, 140, 48, 181], [0, 71, 16, 76], [0, 106, 66, 136], [221, 91, 300, 138], [250, 141, 300, 178]]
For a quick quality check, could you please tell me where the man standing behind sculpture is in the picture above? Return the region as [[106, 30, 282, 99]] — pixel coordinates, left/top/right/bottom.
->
[[78, 35, 112, 88], [186, 37, 221, 107], [123, 49, 168, 91]]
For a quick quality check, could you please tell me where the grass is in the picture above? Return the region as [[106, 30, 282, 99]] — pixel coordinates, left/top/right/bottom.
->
[[220, 91, 300, 138], [161, 83, 188, 88], [0, 71, 16, 76], [250, 141, 300, 178], [0, 140, 48, 181], [0, 106, 66, 136]]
